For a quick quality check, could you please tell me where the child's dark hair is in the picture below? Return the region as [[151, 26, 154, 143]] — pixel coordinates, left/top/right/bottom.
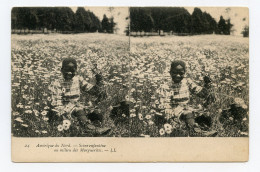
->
[[61, 58, 77, 69], [170, 60, 186, 73]]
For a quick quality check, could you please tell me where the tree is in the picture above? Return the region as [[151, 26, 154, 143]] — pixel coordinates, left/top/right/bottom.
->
[[11, 7, 39, 30], [130, 7, 144, 32], [89, 11, 101, 32], [141, 9, 154, 33], [55, 7, 75, 31], [204, 12, 217, 34], [108, 17, 116, 33], [242, 25, 249, 37], [217, 16, 226, 34], [101, 14, 110, 33], [74, 7, 100, 33], [150, 7, 165, 35], [191, 8, 205, 34], [216, 16, 233, 35], [129, 7, 217, 35], [224, 19, 233, 35]]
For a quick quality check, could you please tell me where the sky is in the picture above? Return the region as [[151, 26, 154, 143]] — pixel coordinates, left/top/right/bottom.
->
[[71, 7, 248, 36]]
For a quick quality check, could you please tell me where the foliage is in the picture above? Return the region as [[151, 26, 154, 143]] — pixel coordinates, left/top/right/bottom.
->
[[100, 15, 116, 33], [217, 16, 233, 35], [129, 7, 233, 35], [242, 25, 249, 37], [11, 7, 101, 33]]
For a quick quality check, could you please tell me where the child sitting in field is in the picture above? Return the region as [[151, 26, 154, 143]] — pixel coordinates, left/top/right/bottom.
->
[[158, 60, 216, 135], [48, 58, 111, 136]]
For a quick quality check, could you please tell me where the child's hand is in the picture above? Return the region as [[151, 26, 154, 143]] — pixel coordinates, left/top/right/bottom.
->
[[203, 75, 212, 88]]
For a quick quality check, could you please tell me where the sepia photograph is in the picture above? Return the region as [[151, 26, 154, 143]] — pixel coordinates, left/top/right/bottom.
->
[[11, 7, 131, 137], [10, 6, 249, 162], [127, 7, 249, 137]]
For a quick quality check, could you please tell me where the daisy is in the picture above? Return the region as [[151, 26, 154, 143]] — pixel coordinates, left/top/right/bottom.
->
[[63, 120, 71, 130], [57, 125, 63, 131], [138, 113, 143, 120], [13, 111, 20, 116], [63, 119, 71, 126], [41, 110, 48, 116], [130, 109, 136, 113], [21, 124, 28, 127], [15, 117, 23, 123], [242, 104, 248, 109], [164, 123, 172, 131], [165, 128, 172, 134], [25, 105, 31, 109], [145, 115, 152, 120], [33, 110, 39, 116], [125, 95, 130, 101], [158, 104, 164, 109], [25, 110, 32, 114], [148, 120, 154, 126], [130, 113, 136, 118], [159, 128, 165, 136], [150, 109, 156, 113], [16, 103, 23, 108]]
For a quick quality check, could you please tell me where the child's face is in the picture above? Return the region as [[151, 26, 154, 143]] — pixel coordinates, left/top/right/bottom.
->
[[170, 65, 185, 83], [61, 62, 76, 81]]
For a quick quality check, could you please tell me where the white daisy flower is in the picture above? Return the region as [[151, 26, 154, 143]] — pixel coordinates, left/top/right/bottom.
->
[[145, 114, 152, 120], [63, 119, 71, 126], [57, 125, 63, 131], [148, 120, 154, 126], [21, 124, 28, 127], [15, 117, 23, 123], [130, 113, 136, 118], [164, 123, 172, 131], [165, 128, 172, 134], [13, 111, 20, 116], [138, 113, 143, 120], [159, 128, 165, 136], [41, 110, 48, 116]]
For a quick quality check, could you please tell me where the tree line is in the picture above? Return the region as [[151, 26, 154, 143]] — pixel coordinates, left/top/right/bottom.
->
[[11, 7, 116, 33], [130, 7, 233, 35]]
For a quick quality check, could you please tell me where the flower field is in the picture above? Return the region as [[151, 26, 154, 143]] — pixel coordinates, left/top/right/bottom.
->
[[11, 33, 249, 137], [128, 35, 249, 137], [11, 33, 130, 137]]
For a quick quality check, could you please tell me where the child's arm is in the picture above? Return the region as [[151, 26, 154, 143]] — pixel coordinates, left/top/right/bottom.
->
[[79, 76, 96, 92], [187, 76, 215, 105]]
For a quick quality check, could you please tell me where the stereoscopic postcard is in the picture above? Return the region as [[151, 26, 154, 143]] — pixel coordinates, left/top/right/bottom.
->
[[11, 6, 249, 162]]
